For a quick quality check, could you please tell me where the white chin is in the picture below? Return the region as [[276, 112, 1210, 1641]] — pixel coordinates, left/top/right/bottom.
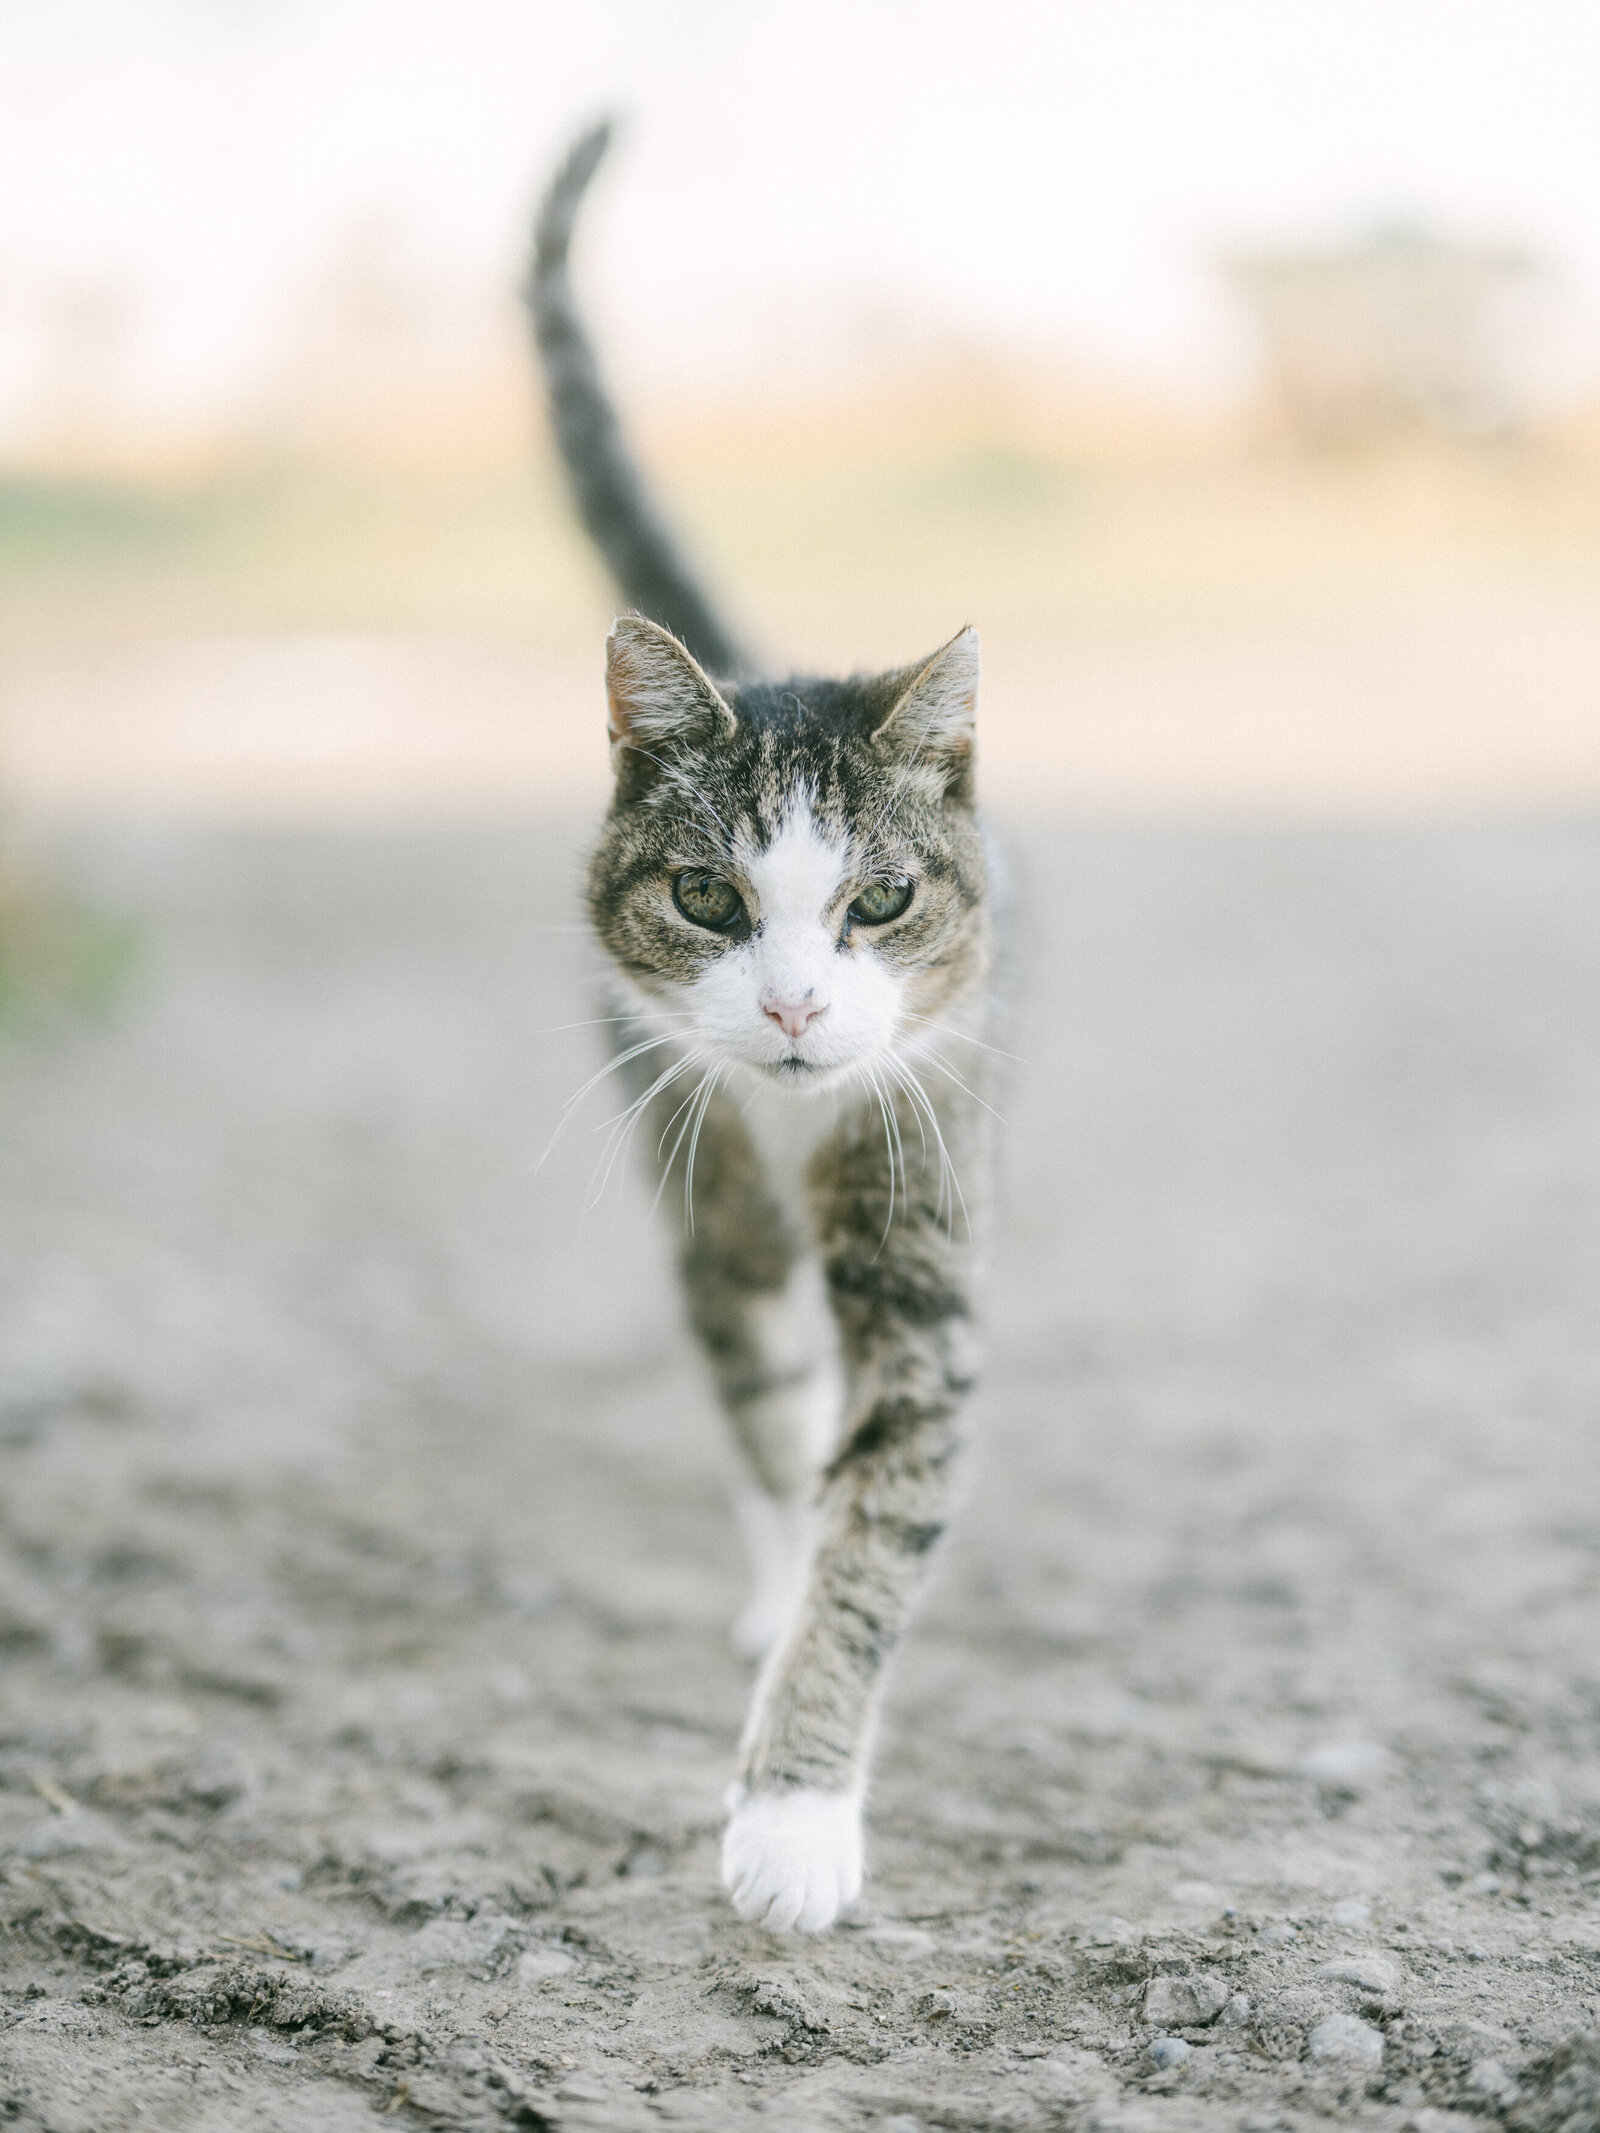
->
[[757, 1057, 853, 1088], [709, 1049, 870, 1092]]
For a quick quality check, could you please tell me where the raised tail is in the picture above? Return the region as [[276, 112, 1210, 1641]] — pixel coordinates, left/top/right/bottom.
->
[[526, 121, 745, 678]]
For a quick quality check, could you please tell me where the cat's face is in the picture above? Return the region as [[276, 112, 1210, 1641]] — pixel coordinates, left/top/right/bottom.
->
[[588, 617, 987, 1093]]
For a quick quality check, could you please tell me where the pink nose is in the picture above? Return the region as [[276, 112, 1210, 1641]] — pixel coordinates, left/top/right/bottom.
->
[[763, 992, 827, 1041]]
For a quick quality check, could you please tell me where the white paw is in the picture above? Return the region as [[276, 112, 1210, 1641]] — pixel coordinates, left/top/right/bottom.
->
[[721, 1785, 863, 1933]]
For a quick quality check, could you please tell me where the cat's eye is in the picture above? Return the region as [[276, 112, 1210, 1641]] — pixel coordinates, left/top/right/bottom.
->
[[673, 870, 745, 931], [848, 878, 914, 926]]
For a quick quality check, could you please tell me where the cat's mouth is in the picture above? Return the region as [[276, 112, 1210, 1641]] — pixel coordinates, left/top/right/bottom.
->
[[730, 1050, 843, 1087]]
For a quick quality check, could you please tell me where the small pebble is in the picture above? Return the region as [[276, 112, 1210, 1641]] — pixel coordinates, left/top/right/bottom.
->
[[246, 2028, 297, 2066], [12, 1814, 123, 1861], [860, 1924, 935, 1954], [515, 1946, 576, 1985], [1147, 2036, 1192, 2070], [1468, 2059, 1518, 2103], [1470, 1872, 1502, 1895], [1330, 1899, 1371, 1927], [1083, 1917, 1139, 1945], [1144, 1973, 1230, 2027], [1220, 1993, 1253, 2027], [1258, 1922, 1298, 1946], [1169, 1880, 1227, 1909], [1318, 1956, 1402, 1997], [1307, 2014, 1385, 2069], [1037, 2048, 1108, 2098], [917, 1990, 955, 2021], [1297, 1740, 1390, 1786]]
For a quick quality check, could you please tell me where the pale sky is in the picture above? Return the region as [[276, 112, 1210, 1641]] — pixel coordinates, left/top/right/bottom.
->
[[3, 0, 1599, 440]]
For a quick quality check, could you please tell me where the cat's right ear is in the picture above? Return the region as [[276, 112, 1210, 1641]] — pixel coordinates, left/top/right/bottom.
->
[[604, 614, 737, 759]]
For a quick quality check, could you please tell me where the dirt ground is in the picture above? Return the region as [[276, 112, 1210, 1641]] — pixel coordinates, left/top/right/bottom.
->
[[2, 813, 1600, 2132]]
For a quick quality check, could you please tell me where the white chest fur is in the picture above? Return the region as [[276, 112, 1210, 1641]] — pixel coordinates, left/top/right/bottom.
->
[[736, 1077, 843, 1236]]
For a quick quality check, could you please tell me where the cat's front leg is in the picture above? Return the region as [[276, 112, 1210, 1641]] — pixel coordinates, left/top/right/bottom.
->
[[669, 1097, 841, 1658], [722, 1111, 977, 1931]]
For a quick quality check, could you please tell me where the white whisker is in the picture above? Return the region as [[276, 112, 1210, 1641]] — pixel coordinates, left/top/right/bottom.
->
[[682, 1064, 725, 1233], [591, 1051, 696, 1146], [653, 1067, 712, 1164], [857, 1066, 893, 1238], [863, 1066, 904, 1254], [562, 1030, 685, 1111], [884, 1061, 927, 1170], [911, 1045, 1007, 1125], [653, 1064, 717, 1215], [886, 1057, 970, 1241], [903, 1013, 1021, 1063], [875, 1064, 909, 1207], [537, 1029, 688, 1169], [541, 1012, 693, 1036], [586, 1053, 700, 1208], [881, 1071, 907, 1220]]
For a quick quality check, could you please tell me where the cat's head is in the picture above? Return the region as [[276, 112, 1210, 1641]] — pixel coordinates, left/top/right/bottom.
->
[[587, 615, 988, 1091]]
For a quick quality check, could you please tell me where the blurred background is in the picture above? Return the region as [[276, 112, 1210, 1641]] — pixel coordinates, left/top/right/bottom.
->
[[4, 0, 1600, 825]]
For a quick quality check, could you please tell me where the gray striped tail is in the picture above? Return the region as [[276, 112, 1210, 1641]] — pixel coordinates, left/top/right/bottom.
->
[[526, 121, 745, 678]]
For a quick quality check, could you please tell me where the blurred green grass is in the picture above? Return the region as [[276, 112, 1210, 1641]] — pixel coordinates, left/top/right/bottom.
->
[[0, 862, 135, 1031], [0, 460, 590, 639]]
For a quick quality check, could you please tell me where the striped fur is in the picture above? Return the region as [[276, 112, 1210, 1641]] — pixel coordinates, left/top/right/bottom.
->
[[530, 129, 998, 1933]]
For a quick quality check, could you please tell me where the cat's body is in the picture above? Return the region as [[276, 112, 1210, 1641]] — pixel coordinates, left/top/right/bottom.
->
[[529, 124, 998, 1934]]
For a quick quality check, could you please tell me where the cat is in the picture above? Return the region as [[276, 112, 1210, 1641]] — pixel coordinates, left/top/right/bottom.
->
[[527, 122, 998, 1934]]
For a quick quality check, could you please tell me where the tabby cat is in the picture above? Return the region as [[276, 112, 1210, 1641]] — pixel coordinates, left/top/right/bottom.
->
[[528, 124, 998, 1933]]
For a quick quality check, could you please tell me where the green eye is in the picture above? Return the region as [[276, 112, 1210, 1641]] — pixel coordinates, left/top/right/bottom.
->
[[848, 878, 914, 926], [673, 870, 745, 931]]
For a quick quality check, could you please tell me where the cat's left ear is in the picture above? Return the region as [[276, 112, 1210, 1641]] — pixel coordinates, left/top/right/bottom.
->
[[605, 613, 737, 755], [871, 626, 979, 795]]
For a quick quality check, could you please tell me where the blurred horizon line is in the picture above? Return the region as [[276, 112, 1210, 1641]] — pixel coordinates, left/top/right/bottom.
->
[[10, 337, 1600, 486]]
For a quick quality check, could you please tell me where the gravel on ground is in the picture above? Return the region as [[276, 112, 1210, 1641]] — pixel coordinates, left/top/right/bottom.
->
[[2, 817, 1599, 2131]]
